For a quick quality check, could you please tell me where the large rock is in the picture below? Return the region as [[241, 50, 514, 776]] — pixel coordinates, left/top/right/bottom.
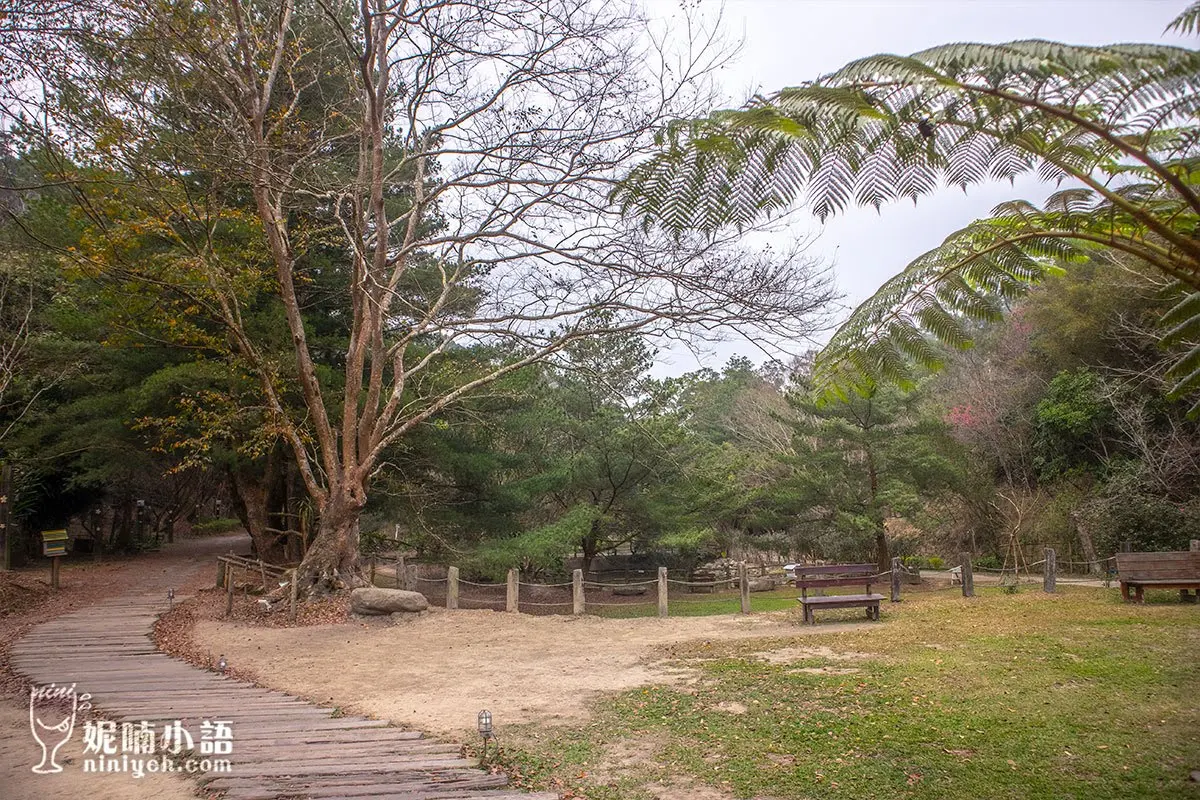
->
[[350, 587, 428, 615], [748, 577, 776, 592]]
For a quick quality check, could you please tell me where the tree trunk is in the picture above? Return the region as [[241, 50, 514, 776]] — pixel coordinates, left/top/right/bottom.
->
[[296, 489, 365, 595], [1070, 509, 1103, 576], [866, 448, 889, 573], [874, 528, 890, 575], [581, 533, 598, 578], [228, 452, 290, 564]]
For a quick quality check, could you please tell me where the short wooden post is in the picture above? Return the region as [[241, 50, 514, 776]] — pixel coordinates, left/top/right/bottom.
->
[[50, 556, 61, 590], [1043, 547, 1056, 593], [1191, 539, 1200, 551], [405, 564, 418, 593], [506, 568, 519, 612], [573, 568, 584, 615], [216, 557, 226, 589], [960, 553, 974, 598], [738, 562, 750, 614], [369, 557, 376, 586], [396, 556, 406, 589], [225, 570, 234, 616], [890, 557, 901, 603], [657, 567, 668, 618], [447, 566, 459, 610], [288, 569, 298, 622]]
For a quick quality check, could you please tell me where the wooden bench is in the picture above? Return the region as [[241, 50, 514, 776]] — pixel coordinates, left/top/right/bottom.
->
[[1115, 550, 1200, 603], [795, 563, 885, 624]]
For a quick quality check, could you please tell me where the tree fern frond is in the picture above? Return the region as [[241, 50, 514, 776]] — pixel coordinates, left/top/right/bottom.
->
[[1167, 2, 1200, 36], [618, 38, 1200, 233]]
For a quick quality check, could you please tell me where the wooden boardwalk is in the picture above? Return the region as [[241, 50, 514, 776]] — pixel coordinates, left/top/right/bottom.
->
[[11, 587, 556, 800]]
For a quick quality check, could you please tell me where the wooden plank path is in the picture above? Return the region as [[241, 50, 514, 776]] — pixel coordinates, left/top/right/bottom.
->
[[11, 589, 557, 800]]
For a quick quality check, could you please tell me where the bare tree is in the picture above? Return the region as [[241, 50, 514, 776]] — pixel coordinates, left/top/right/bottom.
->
[[11, 0, 832, 592]]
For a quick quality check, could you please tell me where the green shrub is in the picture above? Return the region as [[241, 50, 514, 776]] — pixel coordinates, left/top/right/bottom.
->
[[926, 555, 945, 569], [1093, 494, 1200, 555], [975, 553, 1002, 570], [193, 518, 242, 535]]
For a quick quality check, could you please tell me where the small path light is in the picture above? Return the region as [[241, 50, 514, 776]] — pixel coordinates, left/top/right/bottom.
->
[[477, 710, 494, 760], [167, 588, 175, 608], [217, 655, 227, 674]]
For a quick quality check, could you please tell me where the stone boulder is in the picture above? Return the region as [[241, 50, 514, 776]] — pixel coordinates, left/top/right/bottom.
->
[[350, 587, 428, 616], [747, 577, 776, 592]]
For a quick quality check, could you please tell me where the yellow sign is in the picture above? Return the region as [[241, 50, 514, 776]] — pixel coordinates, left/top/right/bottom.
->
[[41, 529, 68, 557]]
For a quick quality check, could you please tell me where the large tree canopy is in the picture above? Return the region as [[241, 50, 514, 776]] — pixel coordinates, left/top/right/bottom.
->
[[618, 3, 1200, 407], [1, 0, 831, 592]]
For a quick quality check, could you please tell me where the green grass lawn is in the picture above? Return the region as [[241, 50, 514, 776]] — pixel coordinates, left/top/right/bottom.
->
[[486, 586, 1200, 799]]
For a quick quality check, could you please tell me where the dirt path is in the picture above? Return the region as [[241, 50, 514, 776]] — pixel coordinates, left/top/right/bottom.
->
[[188, 604, 869, 740]]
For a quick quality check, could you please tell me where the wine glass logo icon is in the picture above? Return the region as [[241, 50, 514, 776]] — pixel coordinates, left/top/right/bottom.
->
[[29, 683, 81, 774]]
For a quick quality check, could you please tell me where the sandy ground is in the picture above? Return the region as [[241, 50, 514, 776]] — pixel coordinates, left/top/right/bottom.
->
[[190, 607, 867, 739]]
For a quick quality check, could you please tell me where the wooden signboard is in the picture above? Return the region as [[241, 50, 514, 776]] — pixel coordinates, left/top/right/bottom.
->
[[42, 530, 67, 589], [41, 529, 68, 557]]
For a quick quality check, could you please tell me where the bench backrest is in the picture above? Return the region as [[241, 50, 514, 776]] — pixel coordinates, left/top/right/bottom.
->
[[1115, 551, 1200, 581], [794, 563, 876, 577], [795, 564, 878, 597]]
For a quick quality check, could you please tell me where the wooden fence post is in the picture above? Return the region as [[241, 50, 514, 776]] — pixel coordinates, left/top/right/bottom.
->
[[216, 557, 226, 589], [739, 562, 750, 614], [657, 567, 668, 618], [960, 553, 974, 598], [225, 569, 234, 616], [573, 568, 585, 615], [396, 556, 406, 589], [506, 568, 519, 612], [447, 566, 459, 610], [890, 557, 901, 603], [50, 556, 60, 590], [1043, 547, 1056, 593], [405, 564, 418, 593], [289, 569, 298, 623]]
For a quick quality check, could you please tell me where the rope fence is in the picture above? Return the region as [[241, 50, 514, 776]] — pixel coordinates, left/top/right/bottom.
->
[[219, 544, 1194, 623]]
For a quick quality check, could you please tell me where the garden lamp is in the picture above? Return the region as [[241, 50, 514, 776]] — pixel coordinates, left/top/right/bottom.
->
[[477, 709, 494, 759], [477, 710, 493, 740]]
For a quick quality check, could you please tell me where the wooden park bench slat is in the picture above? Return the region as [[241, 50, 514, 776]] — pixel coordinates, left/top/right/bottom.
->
[[1115, 550, 1200, 603], [795, 564, 885, 624]]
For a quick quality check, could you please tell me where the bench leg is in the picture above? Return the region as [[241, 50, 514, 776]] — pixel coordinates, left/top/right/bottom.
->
[[1135, 586, 1144, 604], [1182, 590, 1198, 604], [1120, 583, 1131, 603], [873, 604, 880, 621], [865, 606, 873, 620]]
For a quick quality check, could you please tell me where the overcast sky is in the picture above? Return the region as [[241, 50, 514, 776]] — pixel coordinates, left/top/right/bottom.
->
[[647, 0, 1193, 375]]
